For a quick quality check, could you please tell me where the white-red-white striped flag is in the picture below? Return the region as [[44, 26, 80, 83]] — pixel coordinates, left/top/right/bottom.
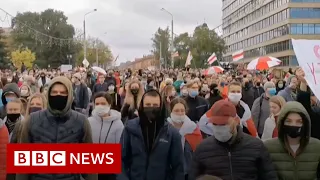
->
[[207, 53, 217, 65], [171, 51, 179, 58], [232, 49, 244, 62], [185, 51, 193, 67]]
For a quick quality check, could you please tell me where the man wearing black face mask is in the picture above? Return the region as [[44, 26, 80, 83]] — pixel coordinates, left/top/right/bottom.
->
[[16, 76, 97, 180], [119, 89, 184, 180], [37, 72, 51, 88], [253, 80, 265, 100], [208, 83, 223, 107], [104, 70, 116, 86], [241, 78, 255, 109]]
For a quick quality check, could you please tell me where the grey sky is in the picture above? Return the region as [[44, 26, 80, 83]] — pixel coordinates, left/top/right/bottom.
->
[[0, 0, 222, 64]]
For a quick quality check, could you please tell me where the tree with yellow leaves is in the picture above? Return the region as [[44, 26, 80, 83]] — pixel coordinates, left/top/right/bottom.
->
[[11, 48, 36, 69]]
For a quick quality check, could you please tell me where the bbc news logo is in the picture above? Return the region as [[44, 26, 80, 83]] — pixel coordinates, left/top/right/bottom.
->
[[7, 144, 121, 173]]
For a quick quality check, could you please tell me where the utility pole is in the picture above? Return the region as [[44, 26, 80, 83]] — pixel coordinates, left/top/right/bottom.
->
[[160, 41, 163, 70], [95, 39, 99, 66], [83, 9, 97, 61], [171, 18, 174, 69], [161, 8, 174, 69]]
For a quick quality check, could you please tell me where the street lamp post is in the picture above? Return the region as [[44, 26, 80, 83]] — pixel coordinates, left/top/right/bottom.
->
[[83, 9, 97, 61], [67, 54, 73, 65], [161, 8, 174, 69]]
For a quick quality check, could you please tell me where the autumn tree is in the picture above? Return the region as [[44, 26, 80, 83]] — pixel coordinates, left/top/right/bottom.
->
[[11, 48, 36, 69], [0, 29, 11, 69], [11, 9, 78, 68]]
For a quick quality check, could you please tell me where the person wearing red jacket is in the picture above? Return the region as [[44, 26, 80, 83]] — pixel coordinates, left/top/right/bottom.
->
[[0, 118, 9, 180]]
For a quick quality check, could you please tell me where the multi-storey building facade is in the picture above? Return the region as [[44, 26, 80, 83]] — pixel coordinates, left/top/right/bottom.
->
[[222, 0, 320, 66]]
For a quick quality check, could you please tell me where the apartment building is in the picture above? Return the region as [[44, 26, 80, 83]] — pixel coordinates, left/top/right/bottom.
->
[[222, 0, 320, 66]]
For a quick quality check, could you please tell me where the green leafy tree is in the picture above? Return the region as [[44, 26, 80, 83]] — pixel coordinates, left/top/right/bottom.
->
[[173, 32, 192, 68], [151, 27, 170, 68], [0, 29, 12, 69], [11, 9, 78, 68], [191, 23, 226, 68], [76, 36, 113, 66], [171, 23, 226, 68]]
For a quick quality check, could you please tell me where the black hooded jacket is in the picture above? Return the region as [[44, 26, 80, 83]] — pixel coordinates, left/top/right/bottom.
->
[[138, 89, 166, 154], [0, 83, 21, 119]]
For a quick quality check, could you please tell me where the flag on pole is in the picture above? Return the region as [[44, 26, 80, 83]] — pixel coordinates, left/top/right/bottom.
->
[[185, 51, 193, 67], [232, 49, 244, 62], [207, 53, 217, 65], [114, 54, 119, 62], [171, 51, 179, 58]]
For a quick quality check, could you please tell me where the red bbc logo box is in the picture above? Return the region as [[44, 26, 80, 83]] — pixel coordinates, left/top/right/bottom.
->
[[6, 144, 121, 174]]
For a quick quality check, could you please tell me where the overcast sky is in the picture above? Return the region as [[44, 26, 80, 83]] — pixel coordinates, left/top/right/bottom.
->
[[0, 0, 222, 65]]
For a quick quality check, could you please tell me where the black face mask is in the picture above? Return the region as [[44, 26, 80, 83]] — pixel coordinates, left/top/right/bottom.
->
[[49, 95, 68, 111], [7, 113, 20, 122], [29, 107, 42, 113], [212, 89, 219, 95], [130, 89, 139, 95], [244, 82, 249, 88], [143, 107, 161, 123], [283, 125, 302, 138], [256, 82, 261, 87]]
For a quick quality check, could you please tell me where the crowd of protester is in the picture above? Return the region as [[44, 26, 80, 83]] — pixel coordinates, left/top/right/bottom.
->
[[0, 66, 320, 180]]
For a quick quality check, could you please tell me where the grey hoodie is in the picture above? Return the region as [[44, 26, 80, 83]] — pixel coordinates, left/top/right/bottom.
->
[[88, 109, 124, 143], [0, 83, 21, 119]]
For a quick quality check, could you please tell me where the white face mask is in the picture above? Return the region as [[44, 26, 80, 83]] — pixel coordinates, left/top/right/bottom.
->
[[278, 83, 284, 89], [93, 105, 110, 117], [181, 89, 188, 96], [170, 113, 185, 124], [21, 89, 28, 96], [228, 93, 242, 104], [108, 86, 115, 91], [212, 124, 233, 142]]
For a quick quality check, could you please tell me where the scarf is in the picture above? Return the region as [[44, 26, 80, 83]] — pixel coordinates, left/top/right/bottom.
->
[[5, 116, 21, 134], [272, 116, 279, 138]]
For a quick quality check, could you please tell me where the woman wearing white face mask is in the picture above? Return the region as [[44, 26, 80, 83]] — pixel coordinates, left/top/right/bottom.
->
[[88, 92, 124, 180], [20, 85, 31, 99], [167, 98, 203, 180]]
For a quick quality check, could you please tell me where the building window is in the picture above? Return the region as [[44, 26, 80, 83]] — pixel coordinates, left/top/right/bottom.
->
[[243, 40, 291, 59], [290, 8, 320, 18], [290, 56, 299, 66], [291, 0, 320, 2], [290, 24, 320, 34]]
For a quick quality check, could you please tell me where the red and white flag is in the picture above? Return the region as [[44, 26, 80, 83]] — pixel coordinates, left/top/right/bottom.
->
[[185, 51, 193, 67], [171, 51, 179, 58], [232, 49, 244, 62], [207, 53, 217, 65]]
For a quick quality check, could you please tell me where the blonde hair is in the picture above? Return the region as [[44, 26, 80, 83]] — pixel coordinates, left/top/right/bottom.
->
[[269, 95, 286, 109], [123, 79, 144, 109], [25, 93, 47, 117], [161, 85, 175, 97]]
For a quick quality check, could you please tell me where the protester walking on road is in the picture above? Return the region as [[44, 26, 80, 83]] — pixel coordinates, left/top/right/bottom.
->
[[119, 89, 185, 180], [16, 76, 97, 180], [190, 100, 278, 180]]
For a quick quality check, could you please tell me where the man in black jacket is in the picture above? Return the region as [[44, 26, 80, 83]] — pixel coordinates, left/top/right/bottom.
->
[[72, 73, 89, 115], [190, 100, 278, 180]]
